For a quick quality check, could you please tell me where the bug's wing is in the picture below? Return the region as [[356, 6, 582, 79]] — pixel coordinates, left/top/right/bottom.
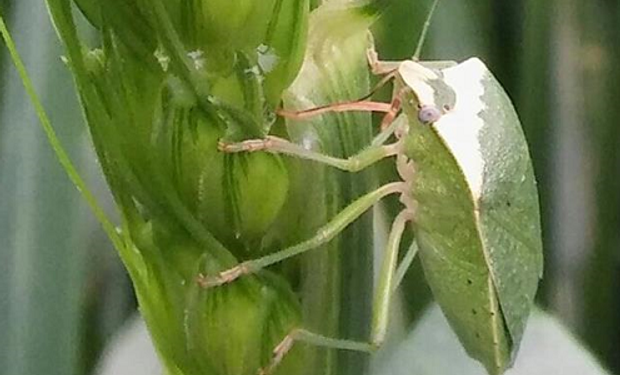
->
[[407, 58, 543, 374], [434, 58, 543, 350], [415, 227, 512, 375], [471, 58, 544, 349], [436, 57, 543, 350], [403, 61, 515, 372]]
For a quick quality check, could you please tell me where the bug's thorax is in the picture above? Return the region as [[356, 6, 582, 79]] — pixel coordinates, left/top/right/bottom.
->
[[395, 58, 490, 202]]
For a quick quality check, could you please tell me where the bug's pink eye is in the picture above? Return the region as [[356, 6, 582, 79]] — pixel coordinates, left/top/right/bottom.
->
[[418, 105, 442, 124]]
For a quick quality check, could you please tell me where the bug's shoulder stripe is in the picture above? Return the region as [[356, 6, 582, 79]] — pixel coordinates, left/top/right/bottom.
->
[[398, 60, 440, 106], [432, 58, 488, 201]]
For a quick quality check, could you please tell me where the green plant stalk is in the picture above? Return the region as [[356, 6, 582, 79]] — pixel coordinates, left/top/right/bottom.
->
[[3, 2, 392, 375], [0, 1, 110, 374], [2, 1, 398, 375], [280, 6, 381, 374], [12, 1, 308, 374]]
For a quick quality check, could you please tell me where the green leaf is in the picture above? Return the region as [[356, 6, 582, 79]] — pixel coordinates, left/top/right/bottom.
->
[[0, 2, 109, 374]]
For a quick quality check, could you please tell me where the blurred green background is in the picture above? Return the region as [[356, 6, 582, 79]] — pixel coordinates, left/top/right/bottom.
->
[[1, 0, 619, 374]]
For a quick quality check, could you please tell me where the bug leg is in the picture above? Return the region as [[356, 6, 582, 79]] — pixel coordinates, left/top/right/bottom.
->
[[379, 86, 410, 131], [219, 136, 399, 172], [276, 100, 391, 120], [379, 93, 402, 131], [392, 240, 420, 293], [370, 113, 406, 147], [366, 35, 401, 75], [197, 182, 406, 288], [356, 69, 398, 101], [275, 83, 404, 133], [276, 47, 397, 120], [259, 329, 374, 375], [370, 209, 413, 346], [276, 37, 396, 120]]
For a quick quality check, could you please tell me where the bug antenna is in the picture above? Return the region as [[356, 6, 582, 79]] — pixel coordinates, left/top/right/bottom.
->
[[412, 0, 440, 60]]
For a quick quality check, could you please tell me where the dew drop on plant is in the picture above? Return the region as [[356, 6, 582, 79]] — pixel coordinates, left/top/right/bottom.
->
[[188, 50, 205, 70], [256, 44, 279, 73], [155, 48, 170, 72]]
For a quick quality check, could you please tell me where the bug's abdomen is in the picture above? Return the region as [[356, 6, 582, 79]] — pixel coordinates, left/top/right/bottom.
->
[[416, 230, 511, 375], [404, 128, 512, 374]]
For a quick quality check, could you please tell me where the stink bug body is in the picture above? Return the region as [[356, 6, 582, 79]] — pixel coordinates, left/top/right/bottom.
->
[[209, 54, 543, 375], [393, 58, 543, 374], [203, 13, 542, 375]]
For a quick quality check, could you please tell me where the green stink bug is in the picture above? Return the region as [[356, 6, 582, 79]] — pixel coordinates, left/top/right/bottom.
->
[[205, 53, 543, 375], [200, 10, 543, 375], [389, 57, 543, 374]]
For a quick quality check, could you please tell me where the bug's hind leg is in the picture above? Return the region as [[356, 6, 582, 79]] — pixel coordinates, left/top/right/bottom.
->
[[260, 209, 415, 375], [219, 135, 399, 173], [259, 329, 374, 375]]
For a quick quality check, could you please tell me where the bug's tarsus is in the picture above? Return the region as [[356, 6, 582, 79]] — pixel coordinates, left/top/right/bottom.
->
[[365, 43, 401, 75], [196, 263, 249, 288], [259, 328, 375, 375], [218, 138, 275, 153], [258, 331, 297, 375], [196, 274, 216, 288], [220, 138, 268, 154], [365, 34, 383, 75]]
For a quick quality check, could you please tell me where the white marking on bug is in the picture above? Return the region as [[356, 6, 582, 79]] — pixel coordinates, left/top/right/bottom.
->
[[432, 58, 487, 201], [398, 61, 439, 106]]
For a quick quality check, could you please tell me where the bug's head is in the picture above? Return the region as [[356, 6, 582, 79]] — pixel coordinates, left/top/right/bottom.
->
[[413, 82, 457, 125], [403, 91, 456, 126], [398, 61, 456, 125], [417, 105, 443, 124]]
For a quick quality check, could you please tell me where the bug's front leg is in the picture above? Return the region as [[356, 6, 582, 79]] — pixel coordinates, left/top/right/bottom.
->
[[276, 100, 391, 120], [218, 135, 399, 173], [257, 208, 415, 375]]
